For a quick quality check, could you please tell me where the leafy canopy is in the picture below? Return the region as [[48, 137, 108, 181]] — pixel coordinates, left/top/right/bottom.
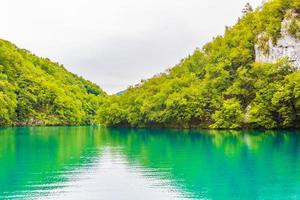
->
[[95, 0, 300, 129]]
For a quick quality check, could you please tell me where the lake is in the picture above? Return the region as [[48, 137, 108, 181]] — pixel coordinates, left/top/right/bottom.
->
[[0, 126, 300, 200]]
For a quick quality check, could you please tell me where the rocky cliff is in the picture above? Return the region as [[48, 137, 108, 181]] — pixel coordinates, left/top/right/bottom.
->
[[255, 12, 300, 69]]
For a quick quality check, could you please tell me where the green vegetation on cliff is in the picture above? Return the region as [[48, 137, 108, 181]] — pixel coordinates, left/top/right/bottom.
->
[[0, 39, 106, 126], [95, 0, 300, 129]]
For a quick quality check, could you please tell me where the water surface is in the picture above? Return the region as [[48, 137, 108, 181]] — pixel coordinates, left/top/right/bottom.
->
[[0, 127, 300, 199]]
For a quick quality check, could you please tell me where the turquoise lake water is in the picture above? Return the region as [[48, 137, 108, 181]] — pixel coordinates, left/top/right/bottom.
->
[[0, 126, 300, 199]]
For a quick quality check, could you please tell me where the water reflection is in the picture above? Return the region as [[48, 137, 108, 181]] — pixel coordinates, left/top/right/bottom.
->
[[0, 127, 299, 199]]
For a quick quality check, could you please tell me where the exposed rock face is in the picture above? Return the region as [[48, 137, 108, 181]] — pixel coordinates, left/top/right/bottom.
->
[[255, 15, 300, 69]]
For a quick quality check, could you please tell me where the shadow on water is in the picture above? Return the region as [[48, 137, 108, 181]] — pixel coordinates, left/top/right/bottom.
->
[[0, 127, 300, 199]]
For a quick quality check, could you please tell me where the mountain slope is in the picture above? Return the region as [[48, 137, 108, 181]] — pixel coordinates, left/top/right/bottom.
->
[[0, 39, 106, 126], [96, 0, 300, 129]]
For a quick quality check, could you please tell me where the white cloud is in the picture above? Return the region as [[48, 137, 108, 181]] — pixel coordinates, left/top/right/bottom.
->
[[0, 0, 263, 94]]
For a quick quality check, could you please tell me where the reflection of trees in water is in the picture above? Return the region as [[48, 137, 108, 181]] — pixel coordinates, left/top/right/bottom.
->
[[99, 128, 300, 199], [0, 127, 299, 199], [0, 126, 104, 199]]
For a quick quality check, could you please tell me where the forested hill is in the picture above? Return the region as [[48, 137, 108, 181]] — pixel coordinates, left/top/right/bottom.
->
[[0, 39, 106, 126], [95, 0, 300, 129]]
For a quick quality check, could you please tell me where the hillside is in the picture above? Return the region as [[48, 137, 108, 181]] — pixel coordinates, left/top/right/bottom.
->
[[95, 0, 300, 129], [0, 39, 106, 126]]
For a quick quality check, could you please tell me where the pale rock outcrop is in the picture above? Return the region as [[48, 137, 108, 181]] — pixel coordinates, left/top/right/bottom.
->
[[255, 13, 300, 69]]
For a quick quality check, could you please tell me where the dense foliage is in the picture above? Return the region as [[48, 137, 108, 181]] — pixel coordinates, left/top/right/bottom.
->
[[0, 39, 106, 126], [96, 0, 300, 129]]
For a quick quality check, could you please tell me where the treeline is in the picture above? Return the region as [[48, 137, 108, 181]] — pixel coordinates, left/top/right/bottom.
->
[[0, 39, 106, 126], [95, 0, 300, 129]]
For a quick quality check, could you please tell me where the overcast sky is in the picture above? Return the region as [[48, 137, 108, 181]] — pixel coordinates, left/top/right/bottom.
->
[[0, 0, 262, 94]]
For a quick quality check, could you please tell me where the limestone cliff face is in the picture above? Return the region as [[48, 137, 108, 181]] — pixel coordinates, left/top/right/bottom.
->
[[255, 14, 300, 69]]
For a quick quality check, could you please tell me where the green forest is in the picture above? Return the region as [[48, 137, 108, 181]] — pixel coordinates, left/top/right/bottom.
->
[[95, 0, 300, 129], [0, 39, 106, 126], [0, 0, 299, 129]]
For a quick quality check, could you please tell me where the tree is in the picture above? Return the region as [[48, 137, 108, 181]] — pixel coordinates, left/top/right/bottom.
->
[[242, 3, 253, 15], [211, 99, 244, 129]]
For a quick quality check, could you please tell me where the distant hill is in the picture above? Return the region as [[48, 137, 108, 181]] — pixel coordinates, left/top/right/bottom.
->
[[115, 90, 126, 96], [95, 0, 300, 129], [0, 39, 106, 126]]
